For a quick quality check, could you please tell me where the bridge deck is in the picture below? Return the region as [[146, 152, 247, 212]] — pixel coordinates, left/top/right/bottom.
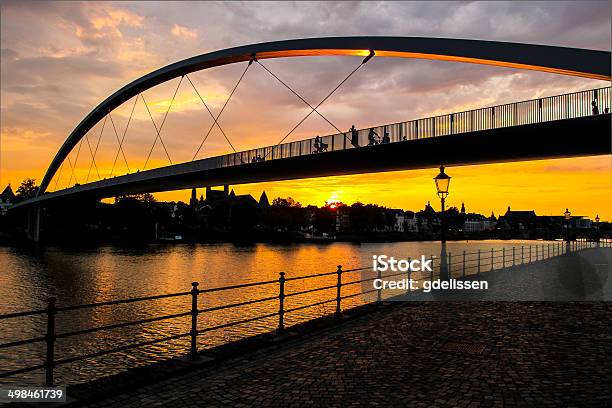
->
[[13, 87, 612, 209]]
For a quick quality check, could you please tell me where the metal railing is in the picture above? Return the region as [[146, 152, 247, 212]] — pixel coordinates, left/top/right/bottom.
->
[[84, 86, 611, 189], [446, 240, 607, 279], [212, 86, 610, 167], [0, 240, 608, 385]]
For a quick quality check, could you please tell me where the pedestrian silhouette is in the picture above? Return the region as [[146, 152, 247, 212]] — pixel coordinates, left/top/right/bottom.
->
[[382, 131, 390, 144], [604, 108, 609, 114], [367, 128, 379, 146], [592, 100, 599, 115], [313, 136, 327, 153], [350, 125, 359, 148], [319, 137, 328, 152]]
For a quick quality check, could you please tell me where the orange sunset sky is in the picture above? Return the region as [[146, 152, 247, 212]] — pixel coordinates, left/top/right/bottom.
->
[[1, 1, 611, 219]]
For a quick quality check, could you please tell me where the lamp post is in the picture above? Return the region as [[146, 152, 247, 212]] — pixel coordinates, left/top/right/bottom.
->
[[434, 166, 451, 281], [595, 214, 600, 247], [564, 208, 571, 253]]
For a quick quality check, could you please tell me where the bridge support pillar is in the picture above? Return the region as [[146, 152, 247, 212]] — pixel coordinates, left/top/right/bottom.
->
[[27, 208, 41, 242], [33, 208, 41, 243]]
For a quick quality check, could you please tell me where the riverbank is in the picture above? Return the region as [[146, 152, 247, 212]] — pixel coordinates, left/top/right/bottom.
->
[[0, 230, 564, 247], [0, 241, 601, 387], [77, 301, 610, 408], [3, 248, 609, 407]]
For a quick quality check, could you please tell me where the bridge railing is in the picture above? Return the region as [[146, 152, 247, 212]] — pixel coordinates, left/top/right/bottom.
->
[[0, 240, 607, 386], [206, 86, 610, 169], [49, 86, 609, 191]]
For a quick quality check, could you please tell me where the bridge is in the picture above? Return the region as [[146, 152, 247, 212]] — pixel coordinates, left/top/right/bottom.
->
[[13, 87, 612, 207], [9, 37, 612, 238]]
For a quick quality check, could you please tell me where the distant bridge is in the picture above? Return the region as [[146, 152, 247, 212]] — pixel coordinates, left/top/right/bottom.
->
[[12, 37, 612, 214]]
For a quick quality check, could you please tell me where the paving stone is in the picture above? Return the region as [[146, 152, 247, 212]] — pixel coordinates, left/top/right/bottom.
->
[[78, 300, 611, 408]]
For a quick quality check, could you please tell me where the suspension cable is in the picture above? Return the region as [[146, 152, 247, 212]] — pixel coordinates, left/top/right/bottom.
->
[[67, 139, 83, 187], [141, 94, 171, 168], [110, 96, 138, 178], [83, 135, 99, 183], [64, 156, 75, 189], [53, 160, 65, 191], [186, 74, 237, 155], [108, 112, 130, 175], [264, 50, 375, 158], [192, 60, 252, 161], [85, 115, 107, 183], [142, 76, 183, 169], [255, 59, 343, 135], [89, 115, 107, 181]]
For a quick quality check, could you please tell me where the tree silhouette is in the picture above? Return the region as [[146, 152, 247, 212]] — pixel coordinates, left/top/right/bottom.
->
[[15, 178, 39, 201]]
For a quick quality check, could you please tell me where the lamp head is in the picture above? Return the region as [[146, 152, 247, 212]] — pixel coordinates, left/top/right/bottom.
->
[[434, 166, 451, 198]]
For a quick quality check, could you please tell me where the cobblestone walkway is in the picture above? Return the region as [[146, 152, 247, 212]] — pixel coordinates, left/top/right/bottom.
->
[[84, 300, 611, 408]]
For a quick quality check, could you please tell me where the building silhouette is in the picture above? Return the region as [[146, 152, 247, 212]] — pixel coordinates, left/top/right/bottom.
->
[[0, 185, 15, 215]]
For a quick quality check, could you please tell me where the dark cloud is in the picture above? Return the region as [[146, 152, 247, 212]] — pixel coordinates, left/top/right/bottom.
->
[[1, 1, 610, 184]]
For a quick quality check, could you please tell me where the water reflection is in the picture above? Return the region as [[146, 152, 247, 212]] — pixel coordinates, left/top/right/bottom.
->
[[0, 240, 550, 385]]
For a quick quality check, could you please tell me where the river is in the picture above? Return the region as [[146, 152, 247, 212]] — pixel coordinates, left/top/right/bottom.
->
[[0, 239, 556, 385]]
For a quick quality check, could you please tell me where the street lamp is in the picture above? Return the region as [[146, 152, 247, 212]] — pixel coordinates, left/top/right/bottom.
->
[[564, 208, 571, 253], [434, 166, 451, 201], [434, 166, 451, 280]]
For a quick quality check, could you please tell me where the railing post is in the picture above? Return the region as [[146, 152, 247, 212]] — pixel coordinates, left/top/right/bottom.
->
[[477, 250, 481, 275], [278, 272, 286, 333], [529, 245, 532, 263], [502, 247, 505, 268], [538, 98, 542, 122], [430, 254, 434, 282], [448, 253, 452, 278], [335, 265, 342, 317], [190, 282, 199, 360], [407, 257, 412, 293], [462, 250, 466, 278], [45, 297, 57, 386], [491, 248, 494, 271], [377, 264, 383, 303], [521, 246, 524, 264]]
